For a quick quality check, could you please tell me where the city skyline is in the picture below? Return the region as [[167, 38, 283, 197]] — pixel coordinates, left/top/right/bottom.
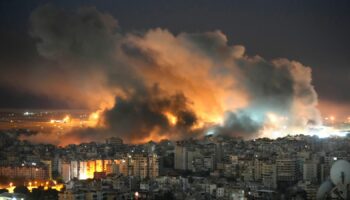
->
[[0, 2, 350, 199]]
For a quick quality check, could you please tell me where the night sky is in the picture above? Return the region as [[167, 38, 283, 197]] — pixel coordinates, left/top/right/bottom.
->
[[0, 0, 349, 117]]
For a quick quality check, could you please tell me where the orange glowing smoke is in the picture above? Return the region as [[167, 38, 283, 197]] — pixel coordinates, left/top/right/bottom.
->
[[16, 7, 325, 144], [125, 29, 249, 128], [131, 127, 170, 144]]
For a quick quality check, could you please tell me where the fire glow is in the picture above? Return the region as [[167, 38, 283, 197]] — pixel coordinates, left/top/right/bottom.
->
[[13, 6, 349, 145], [0, 181, 64, 193]]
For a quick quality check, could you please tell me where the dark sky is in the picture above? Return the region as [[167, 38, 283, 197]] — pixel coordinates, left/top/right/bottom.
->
[[0, 0, 349, 114]]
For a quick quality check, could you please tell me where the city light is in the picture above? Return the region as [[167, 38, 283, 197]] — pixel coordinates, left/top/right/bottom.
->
[[0, 180, 64, 193]]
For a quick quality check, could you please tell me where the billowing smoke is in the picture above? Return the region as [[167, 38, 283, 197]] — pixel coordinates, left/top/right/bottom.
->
[[5, 5, 320, 144], [104, 85, 198, 143]]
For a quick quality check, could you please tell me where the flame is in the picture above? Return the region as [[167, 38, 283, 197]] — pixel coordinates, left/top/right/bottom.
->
[[164, 112, 177, 125], [77, 160, 115, 179], [88, 110, 103, 127], [62, 115, 70, 123], [90, 112, 99, 121]]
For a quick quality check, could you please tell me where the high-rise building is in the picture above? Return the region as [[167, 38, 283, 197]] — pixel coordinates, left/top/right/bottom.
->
[[61, 160, 121, 182], [174, 144, 199, 171], [303, 160, 319, 183], [276, 157, 298, 186], [61, 162, 71, 183], [253, 159, 263, 181], [41, 160, 52, 180], [0, 164, 49, 180], [70, 161, 79, 179], [119, 153, 159, 179], [174, 145, 187, 170], [262, 163, 277, 189]]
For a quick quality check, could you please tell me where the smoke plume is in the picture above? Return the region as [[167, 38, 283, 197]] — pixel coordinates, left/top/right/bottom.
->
[[5, 5, 320, 144]]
